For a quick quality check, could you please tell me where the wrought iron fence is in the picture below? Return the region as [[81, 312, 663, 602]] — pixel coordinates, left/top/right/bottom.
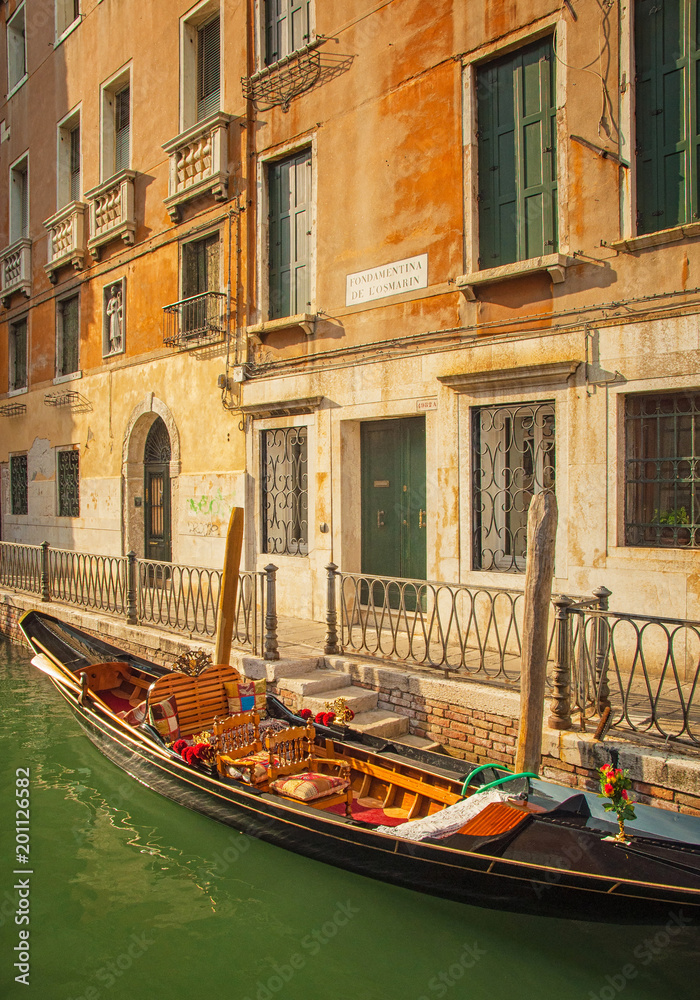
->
[[330, 567, 560, 682], [0, 540, 43, 596], [569, 603, 700, 747], [0, 541, 267, 656]]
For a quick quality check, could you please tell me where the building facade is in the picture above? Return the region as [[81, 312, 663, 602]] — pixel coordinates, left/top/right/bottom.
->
[[2, 0, 700, 623]]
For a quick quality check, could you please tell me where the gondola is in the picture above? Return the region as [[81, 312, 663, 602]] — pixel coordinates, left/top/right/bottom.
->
[[19, 608, 700, 924]]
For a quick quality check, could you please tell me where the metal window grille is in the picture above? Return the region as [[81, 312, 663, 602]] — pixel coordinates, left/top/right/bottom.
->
[[10, 455, 28, 516], [10, 318, 27, 391], [70, 125, 80, 202], [625, 391, 700, 547], [197, 16, 220, 121], [262, 427, 308, 556], [58, 450, 80, 518], [473, 401, 556, 572], [58, 295, 80, 376], [114, 86, 130, 173]]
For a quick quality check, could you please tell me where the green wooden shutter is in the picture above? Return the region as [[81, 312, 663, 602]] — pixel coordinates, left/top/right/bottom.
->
[[290, 0, 310, 53], [265, 0, 309, 65], [70, 125, 80, 202], [477, 38, 557, 267], [60, 295, 80, 377], [268, 148, 311, 319], [197, 16, 220, 121], [114, 86, 130, 173], [20, 164, 29, 239]]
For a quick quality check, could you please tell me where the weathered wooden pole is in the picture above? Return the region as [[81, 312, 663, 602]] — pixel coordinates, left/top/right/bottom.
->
[[214, 506, 245, 665], [514, 492, 558, 775]]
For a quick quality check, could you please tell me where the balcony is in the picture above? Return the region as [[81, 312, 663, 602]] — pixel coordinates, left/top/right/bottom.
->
[[1, 239, 31, 307], [162, 113, 232, 222], [84, 170, 136, 260], [163, 290, 227, 349], [43, 201, 87, 283]]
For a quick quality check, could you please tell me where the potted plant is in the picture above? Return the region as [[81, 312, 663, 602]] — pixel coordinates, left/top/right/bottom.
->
[[598, 764, 636, 843]]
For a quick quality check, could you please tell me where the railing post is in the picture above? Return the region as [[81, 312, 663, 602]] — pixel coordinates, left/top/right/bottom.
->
[[593, 584, 612, 712], [324, 562, 340, 655], [263, 563, 279, 661], [126, 551, 138, 624], [548, 594, 574, 730], [40, 541, 50, 602]]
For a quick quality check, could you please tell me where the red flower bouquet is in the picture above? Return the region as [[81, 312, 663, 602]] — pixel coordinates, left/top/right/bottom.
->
[[598, 764, 636, 842], [298, 708, 313, 721]]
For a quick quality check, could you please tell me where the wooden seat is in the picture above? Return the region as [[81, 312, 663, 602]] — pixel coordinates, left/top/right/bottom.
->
[[145, 663, 241, 738], [264, 724, 353, 817], [212, 712, 262, 776]]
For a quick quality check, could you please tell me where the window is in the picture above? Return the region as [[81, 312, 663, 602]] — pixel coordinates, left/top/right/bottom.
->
[[476, 37, 557, 268], [180, 3, 220, 130], [473, 401, 555, 571], [265, 0, 311, 66], [56, 0, 80, 39], [625, 392, 700, 548], [56, 293, 80, 377], [10, 455, 28, 516], [7, 3, 27, 95], [268, 148, 312, 319], [262, 427, 308, 555], [58, 111, 81, 207], [57, 449, 79, 517], [101, 72, 131, 179], [9, 156, 29, 244], [635, 0, 700, 235], [180, 234, 221, 336], [9, 317, 27, 392]]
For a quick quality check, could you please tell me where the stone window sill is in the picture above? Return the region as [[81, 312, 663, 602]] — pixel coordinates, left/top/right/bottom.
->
[[456, 253, 575, 300], [247, 313, 317, 339], [609, 222, 700, 252], [53, 371, 82, 386]]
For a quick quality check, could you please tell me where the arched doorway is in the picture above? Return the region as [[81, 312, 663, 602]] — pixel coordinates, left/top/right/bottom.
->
[[144, 417, 172, 562]]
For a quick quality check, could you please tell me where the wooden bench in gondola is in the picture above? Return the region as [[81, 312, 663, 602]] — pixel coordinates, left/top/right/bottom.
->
[[145, 663, 242, 738]]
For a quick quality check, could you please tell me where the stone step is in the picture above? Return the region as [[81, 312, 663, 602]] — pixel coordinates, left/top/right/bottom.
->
[[349, 709, 410, 738], [276, 670, 349, 698], [302, 686, 378, 716], [391, 733, 444, 752]]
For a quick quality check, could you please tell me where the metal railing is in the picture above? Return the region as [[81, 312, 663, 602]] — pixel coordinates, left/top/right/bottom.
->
[[162, 290, 226, 348], [568, 602, 700, 747], [0, 540, 274, 658], [325, 565, 564, 683]]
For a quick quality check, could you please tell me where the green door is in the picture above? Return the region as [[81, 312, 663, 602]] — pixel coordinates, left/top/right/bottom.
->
[[361, 417, 427, 586], [144, 466, 171, 563]]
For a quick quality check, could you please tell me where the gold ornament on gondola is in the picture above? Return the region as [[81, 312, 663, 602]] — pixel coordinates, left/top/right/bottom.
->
[[172, 649, 213, 677], [324, 697, 354, 726]]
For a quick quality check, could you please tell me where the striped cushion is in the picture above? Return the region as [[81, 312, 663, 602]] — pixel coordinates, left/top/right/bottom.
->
[[270, 772, 349, 802]]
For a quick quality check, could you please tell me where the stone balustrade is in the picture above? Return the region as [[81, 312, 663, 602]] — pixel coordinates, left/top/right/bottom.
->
[[1, 239, 31, 306], [43, 201, 87, 282], [163, 113, 232, 222], [84, 170, 136, 259]]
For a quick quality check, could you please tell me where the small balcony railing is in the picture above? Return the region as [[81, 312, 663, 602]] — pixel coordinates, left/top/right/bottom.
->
[[84, 169, 136, 259], [1, 238, 31, 306], [162, 113, 232, 222], [163, 290, 227, 348], [43, 201, 87, 282]]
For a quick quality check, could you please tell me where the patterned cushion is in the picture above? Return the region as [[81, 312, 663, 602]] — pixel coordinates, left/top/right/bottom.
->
[[270, 772, 349, 802], [226, 750, 278, 783], [121, 700, 147, 727], [149, 695, 180, 742], [225, 678, 267, 717]]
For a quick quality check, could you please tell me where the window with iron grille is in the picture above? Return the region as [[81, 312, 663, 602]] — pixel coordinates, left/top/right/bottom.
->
[[10, 455, 28, 516], [265, 0, 311, 66], [9, 317, 27, 392], [7, 3, 27, 93], [262, 427, 308, 555], [178, 234, 222, 339], [476, 37, 557, 268], [625, 392, 700, 547], [197, 16, 220, 121], [57, 449, 80, 517], [473, 401, 555, 572], [57, 293, 80, 377]]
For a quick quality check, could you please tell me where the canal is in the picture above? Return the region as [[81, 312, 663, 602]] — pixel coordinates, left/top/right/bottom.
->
[[1, 637, 698, 1000]]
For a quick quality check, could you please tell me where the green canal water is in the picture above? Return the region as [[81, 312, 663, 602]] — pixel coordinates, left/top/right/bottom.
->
[[1, 637, 698, 1000]]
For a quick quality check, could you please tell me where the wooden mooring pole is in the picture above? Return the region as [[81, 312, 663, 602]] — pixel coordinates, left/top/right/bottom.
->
[[214, 507, 244, 666], [515, 492, 558, 775]]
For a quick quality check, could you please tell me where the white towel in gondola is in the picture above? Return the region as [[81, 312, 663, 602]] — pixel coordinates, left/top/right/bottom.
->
[[375, 789, 507, 841]]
